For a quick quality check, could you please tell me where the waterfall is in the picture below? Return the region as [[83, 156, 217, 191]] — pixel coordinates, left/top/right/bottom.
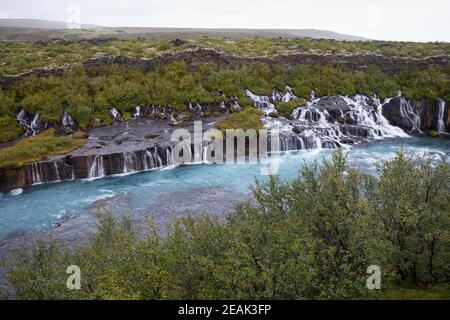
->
[[62, 109, 75, 127], [436, 99, 446, 133], [133, 105, 141, 118], [30, 113, 40, 135], [88, 155, 105, 179], [399, 98, 421, 133], [30, 162, 43, 185], [278, 94, 409, 151], [166, 147, 174, 166], [123, 152, 138, 174], [16, 109, 28, 126], [154, 146, 163, 167], [146, 150, 155, 168], [54, 162, 61, 181], [245, 89, 276, 114], [110, 107, 121, 120]]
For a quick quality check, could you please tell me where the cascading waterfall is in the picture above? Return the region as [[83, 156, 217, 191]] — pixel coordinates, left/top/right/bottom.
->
[[123, 152, 138, 174], [88, 155, 105, 179], [28, 162, 44, 185], [11, 89, 448, 190], [246, 90, 410, 151], [437, 99, 446, 133], [166, 147, 174, 166], [399, 97, 422, 133], [54, 162, 61, 181], [110, 107, 121, 120], [289, 95, 409, 150], [61, 109, 75, 127], [245, 89, 276, 114], [154, 146, 163, 167], [30, 113, 40, 134]]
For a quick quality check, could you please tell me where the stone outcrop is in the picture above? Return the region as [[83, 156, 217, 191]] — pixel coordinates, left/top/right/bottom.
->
[[382, 97, 449, 132]]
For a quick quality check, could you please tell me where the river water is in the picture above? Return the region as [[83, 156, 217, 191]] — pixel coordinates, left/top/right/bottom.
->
[[0, 136, 449, 240]]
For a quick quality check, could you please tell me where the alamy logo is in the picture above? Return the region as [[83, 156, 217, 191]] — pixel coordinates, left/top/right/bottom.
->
[[171, 121, 281, 175], [66, 265, 81, 290], [366, 265, 381, 290]]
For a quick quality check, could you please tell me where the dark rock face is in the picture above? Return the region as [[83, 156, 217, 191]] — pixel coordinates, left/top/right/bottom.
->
[[382, 97, 450, 132]]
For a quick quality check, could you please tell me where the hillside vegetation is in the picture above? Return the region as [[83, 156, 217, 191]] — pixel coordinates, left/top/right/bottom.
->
[[0, 60, 449, 143], [1, 37, 449, 75]]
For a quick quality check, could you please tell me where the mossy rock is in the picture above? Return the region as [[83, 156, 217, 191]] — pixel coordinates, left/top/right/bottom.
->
[[73, 131, 89, 139], [0, 128, 86, 169], [429, 130, 440, 137]]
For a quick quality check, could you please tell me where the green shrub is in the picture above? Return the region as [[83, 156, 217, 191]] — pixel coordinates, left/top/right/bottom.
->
[[0, 115, 23, 143], [214, 107, 264, 132], [275, 99, 307, 117]]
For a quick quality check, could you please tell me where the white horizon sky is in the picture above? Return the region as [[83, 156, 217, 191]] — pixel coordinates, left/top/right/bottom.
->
[[0, 0, 449, 42]]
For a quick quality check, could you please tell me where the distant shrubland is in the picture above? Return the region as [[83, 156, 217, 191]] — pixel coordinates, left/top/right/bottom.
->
[[1, 38, 449, 75]]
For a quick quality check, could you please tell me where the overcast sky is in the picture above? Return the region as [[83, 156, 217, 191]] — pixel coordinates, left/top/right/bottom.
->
[[0, 0, 449, 42]]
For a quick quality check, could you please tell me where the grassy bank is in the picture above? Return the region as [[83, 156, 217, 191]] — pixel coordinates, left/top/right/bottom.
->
[[0, 128, 85, 169]]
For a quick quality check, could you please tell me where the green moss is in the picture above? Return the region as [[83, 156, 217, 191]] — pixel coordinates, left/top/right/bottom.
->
[[0, 128, 86, 169], [214, 107, 264, 132], [429, 130, 440, 137], [73, 131, 89, 139], [275, 99, 307, 117]]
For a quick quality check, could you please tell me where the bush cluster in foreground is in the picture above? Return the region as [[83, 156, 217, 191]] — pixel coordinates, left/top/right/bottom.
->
[[1, 150, 449, 299]]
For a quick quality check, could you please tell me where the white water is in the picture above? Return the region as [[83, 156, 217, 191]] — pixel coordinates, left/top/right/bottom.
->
[[399, 97, 422, 133], [246, 91, 409, 150], [88, 155, 105, 180], [61, 109, 75, 127], [437, 99, 446, 133], [110, 107, 121, 120]]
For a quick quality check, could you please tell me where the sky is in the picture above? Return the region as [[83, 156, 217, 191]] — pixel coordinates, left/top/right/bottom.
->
[[0, 0, 449, 42]]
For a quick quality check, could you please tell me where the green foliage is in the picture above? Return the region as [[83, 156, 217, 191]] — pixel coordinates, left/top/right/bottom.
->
[[2, 60, 448, 143], [2, 150, 449, 300], [214, 108, 264, 132], [366, 152, 450, 285], [275, 99, 307, 117], [0, 115, 23, 143], [0, 128, 85, 169]]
